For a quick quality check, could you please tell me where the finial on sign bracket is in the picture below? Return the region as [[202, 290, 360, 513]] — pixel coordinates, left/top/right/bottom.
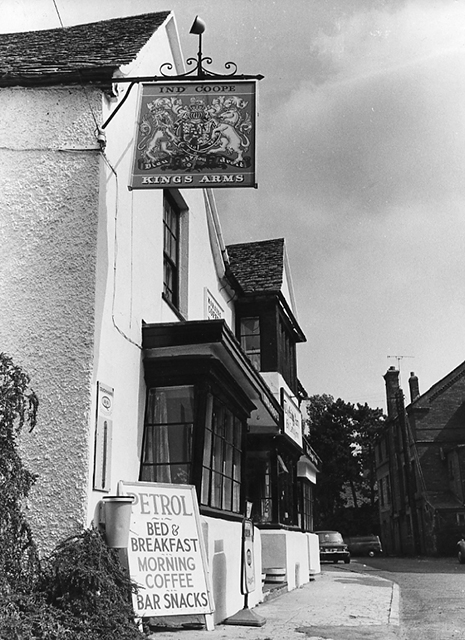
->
[[159, 16, 264, 81], [101, 16, 263, 131]]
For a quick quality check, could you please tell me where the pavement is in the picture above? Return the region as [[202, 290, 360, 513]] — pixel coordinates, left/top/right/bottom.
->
[[146, 563, 401, 640]]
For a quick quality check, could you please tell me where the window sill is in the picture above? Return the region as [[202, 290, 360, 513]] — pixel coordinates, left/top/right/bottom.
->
[[162, 293, 186, 321]]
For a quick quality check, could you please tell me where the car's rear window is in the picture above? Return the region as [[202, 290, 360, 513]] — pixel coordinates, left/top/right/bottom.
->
[[318, 532, 343, 543]]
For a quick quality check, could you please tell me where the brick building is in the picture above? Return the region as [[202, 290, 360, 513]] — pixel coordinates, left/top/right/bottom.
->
[[377, 362, 465, 556]]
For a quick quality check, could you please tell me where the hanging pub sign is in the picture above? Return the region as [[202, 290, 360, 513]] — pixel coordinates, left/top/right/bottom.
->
[[129, 81, 257, 189], [281, 388, 303, 449]]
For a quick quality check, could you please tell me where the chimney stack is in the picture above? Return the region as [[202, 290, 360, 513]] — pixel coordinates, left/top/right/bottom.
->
[[384, 366, 400, 418], [408, 371, 420, 402]]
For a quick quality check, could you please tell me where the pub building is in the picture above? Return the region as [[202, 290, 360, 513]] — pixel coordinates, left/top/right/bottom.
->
[[0, 11, 320, 625]]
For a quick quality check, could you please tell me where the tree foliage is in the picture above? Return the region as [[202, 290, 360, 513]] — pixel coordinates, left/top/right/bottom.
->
[[0, 353, 144, 639], [0, 352, 39, 593], [306, 394, 385, 532]]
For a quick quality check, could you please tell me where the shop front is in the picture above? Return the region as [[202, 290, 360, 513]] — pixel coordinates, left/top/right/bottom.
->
[[140, 319, 282, 621], [246, 388, 320, 591]]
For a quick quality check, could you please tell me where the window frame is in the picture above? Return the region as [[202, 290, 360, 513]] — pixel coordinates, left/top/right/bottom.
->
[[163, 191, 180, 308], [235, 300, 299, 394], [299, 479, 314, 532], [239, 316, 261, 371], [200, 393, 244, 514], [139, 385, 195, 485], [139, 375, 248, 519]]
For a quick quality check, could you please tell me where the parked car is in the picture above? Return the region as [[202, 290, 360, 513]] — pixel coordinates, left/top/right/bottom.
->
[[344, 535, 383, 557], [315, 530, 350, 564]]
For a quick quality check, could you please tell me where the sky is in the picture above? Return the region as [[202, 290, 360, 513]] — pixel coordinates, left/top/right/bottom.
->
[[3, 0, 465, 411]]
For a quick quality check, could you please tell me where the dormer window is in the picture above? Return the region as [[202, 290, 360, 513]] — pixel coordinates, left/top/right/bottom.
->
[[240, 317, 261, 370]]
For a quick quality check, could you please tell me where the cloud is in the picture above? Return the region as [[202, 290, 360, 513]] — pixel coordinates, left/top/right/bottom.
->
[[311, 1, 465, 83], [257, 2, 465, 224]]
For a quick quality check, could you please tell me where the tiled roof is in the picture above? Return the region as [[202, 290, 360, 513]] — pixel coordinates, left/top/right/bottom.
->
[[0, 11, 170, 87], [409, 359, 465, 408], [227, 238, 285, 294]]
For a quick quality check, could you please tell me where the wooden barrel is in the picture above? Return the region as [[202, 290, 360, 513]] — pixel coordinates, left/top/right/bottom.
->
[[265, 567, 286, 583]]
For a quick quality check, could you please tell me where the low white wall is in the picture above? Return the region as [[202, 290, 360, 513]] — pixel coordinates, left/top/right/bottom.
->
[[261, 529, 319, 591], [201, 517, 263, 623], [307, 532, 321, 575]]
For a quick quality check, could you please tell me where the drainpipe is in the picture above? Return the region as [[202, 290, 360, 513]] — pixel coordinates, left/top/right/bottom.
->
[[204, 189, 229, 273], [203, 189, 237, 301]]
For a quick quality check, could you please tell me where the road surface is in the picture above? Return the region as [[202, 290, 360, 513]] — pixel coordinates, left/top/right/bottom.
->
[[351, 555, 465, 639]]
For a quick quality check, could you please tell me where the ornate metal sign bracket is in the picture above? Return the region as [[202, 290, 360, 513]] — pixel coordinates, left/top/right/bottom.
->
[[101, 16, 263, 131]]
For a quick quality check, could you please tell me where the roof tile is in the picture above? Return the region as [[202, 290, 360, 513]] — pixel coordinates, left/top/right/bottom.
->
[[227, 238, 285, 294], [0, 12, 170, 86]]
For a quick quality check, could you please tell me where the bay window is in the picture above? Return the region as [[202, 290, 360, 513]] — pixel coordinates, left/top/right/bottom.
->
[[140, 380, 245, 516], [201, 395, 243, 513], [140, 385, 194, 484]]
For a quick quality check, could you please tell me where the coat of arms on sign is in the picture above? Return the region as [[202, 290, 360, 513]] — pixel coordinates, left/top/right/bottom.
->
[[137, 92, 252, 170]]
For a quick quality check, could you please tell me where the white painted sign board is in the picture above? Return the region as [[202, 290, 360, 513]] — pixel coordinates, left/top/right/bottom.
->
[[93, 383, 113, 491], [119, 482, 214, 623], [281, 388, 303, 449]]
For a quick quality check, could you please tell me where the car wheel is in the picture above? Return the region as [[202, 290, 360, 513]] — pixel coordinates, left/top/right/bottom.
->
[[344, 558, 350, 564]]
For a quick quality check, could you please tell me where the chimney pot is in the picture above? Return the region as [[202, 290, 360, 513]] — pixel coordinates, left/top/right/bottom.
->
[[409, 371, 420, 402], [384, 367, 400, 418]]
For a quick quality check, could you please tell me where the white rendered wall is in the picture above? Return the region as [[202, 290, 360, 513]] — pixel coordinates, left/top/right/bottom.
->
[[0, 19, 235, 551], [0, 86, 102, 551], [202, 516, 263, 623], [260, 529, 311, 591], [307, 532, 321, 575], [87, 21, 235, 524]]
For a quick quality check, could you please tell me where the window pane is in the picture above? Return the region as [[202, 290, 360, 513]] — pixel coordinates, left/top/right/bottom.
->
[[248, 353, 260, 370], [163, 193, 179, 307], [151, 386, 193, 424], [140, 386, 194, 485], [224, 443, 233, 477], [169, 463, 190, 485], [203, 426, 212, 466], [166, 424, 192, 462], [213, 434, 223, 472], [213, 404, 225, 437], [140, 466, 156, 482], [241, 317, 259, 334], [242, 334, 260, 351], [240, 317, 261, 370], [163, 262, 174, 300], [233, 417, 242, 447], [200, 395, 243, 513], [211, 472, 222, 508], [225, 412, 233, 444], [201, 468, 211, 505], [222, 476, 232, 511], [233, 448, 241, 481], [167, 232, 177, 264], [232, 482, 241, 512]]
